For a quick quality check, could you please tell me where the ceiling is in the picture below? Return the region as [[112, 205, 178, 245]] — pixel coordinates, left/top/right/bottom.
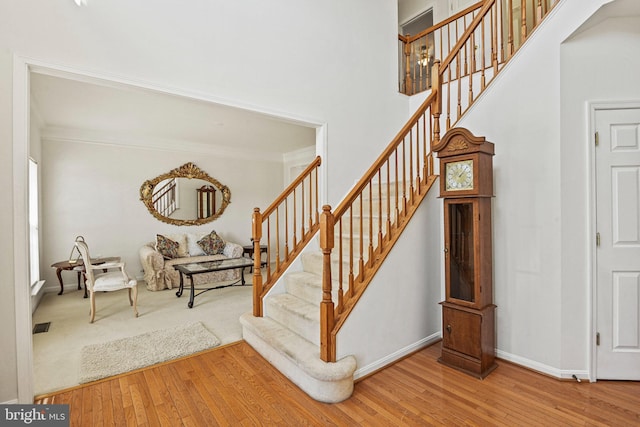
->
[[29, 2, 423, 157], [30, 72, 316, 156]]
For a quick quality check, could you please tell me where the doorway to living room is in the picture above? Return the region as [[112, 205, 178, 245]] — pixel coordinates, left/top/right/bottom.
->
[[14, 59, 326, 400]]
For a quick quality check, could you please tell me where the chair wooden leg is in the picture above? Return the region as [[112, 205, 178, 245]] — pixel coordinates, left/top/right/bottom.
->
[[130, 286, 138, 318], [89, 291, 96, 323]]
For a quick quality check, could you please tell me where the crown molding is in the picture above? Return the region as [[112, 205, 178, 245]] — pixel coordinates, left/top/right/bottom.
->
[[40, 126, 285, 162]]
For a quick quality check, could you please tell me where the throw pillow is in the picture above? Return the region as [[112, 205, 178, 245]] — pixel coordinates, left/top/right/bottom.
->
[[167, 234, 189, 258], [156, 234, 180, 259], [186, 233, 206, 256], [198, 230, 225, 255]]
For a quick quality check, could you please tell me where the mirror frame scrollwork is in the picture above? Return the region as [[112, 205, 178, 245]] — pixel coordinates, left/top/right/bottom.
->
[[139, 162, 231, 226]]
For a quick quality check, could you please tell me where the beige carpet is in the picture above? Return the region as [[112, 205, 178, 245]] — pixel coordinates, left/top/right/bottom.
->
[[32, 279, 252, 395]]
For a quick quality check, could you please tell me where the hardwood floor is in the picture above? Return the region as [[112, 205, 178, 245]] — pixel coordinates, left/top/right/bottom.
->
[[35, 341, 640, 426]]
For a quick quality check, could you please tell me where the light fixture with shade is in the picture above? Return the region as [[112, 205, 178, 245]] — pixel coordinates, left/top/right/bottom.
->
[[417, 45, 434, 67], [74, 0, 88, 6]]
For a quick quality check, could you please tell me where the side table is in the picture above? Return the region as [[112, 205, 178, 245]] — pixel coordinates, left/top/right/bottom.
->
[[242, 244, 267, 271], [51, 257, 120, 298]]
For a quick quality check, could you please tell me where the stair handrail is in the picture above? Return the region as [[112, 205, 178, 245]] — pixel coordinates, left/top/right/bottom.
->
[[320, 80, 440, 361], [252, 155, 322, 316], [401, 0, 558, 98], [152, 177, 177, 217], [435, 0, 558, 131], [402, 2, 484, 45], [321, 0, 559, 362]]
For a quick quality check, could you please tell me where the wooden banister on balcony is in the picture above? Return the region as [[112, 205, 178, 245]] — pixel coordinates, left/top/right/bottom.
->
[[251, 156, 321, 317], [400, 0, 559, 99], [399, 1, 484, 95]]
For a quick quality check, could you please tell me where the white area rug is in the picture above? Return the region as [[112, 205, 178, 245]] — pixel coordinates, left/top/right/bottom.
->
[[79, 321, 220, 383]]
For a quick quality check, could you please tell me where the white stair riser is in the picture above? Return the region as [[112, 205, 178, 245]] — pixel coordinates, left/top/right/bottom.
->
[[240, 314, 356, 403], [301, 252, 362, 278], [265, 296, 320, 346], [285, 273, 345, 306]]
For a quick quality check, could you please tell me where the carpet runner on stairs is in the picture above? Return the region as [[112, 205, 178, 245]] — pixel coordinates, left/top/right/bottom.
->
[[240, 251, 356, 403]]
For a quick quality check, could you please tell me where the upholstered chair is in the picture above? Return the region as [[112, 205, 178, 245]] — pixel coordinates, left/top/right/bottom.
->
[[74, 237, 139, 323]]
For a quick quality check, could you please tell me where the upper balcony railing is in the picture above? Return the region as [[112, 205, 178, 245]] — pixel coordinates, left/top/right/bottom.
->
[[399, 0, 559, 98], [399, 1, 484, 95]]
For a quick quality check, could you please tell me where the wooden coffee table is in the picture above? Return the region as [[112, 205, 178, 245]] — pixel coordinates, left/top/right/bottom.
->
[[174, 257, 254, 308], [51, 257, 120, 298]]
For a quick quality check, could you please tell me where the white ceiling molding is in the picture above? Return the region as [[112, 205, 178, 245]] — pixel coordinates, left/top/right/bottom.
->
[[40, 126, 285, 162]]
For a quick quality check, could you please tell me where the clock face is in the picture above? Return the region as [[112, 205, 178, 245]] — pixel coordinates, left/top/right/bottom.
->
[[445, 160, 474, 191]]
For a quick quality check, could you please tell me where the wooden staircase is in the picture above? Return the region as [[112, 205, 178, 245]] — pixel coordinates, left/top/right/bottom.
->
[[242, 0, 560, 403]]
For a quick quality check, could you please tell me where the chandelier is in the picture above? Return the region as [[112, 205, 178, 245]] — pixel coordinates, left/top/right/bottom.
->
[[417, 45, 434, 67]]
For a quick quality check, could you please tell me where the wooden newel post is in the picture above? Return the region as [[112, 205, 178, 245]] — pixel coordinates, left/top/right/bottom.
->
[[319, 205, 336, 362], [252, 207, 264, 317], [404, 38, 414, 95], [431, 60, 442, 148]]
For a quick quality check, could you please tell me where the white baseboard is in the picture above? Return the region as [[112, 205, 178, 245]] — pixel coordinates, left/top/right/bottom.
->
[[353, 333, 442, 380], [42, 282, 82, 294], [353, 337, 590, 383], [496, 349, 590, 381]]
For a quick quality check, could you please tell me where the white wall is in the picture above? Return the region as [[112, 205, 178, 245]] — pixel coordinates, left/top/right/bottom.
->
[[398, 0, 450, 25], [39, 136, 284, 292], [457, 0, 624, 376], [560, 13, 640, 373], [1, 0, 410, 402], [1, 48, 18, 402], [338, 187, 443, 376]]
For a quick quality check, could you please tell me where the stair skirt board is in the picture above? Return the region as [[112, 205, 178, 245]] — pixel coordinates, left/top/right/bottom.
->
[[240, 313, 357, 403]]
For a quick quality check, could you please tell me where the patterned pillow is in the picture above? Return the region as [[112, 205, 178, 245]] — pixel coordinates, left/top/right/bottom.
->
[[198, 230, 225, 255], [156, 234, 179, 259]]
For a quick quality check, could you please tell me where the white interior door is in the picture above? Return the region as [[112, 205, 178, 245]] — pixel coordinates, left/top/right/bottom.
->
[[595, 107, 640, 380]]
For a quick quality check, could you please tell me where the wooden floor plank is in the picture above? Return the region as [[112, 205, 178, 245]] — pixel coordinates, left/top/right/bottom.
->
[[34, 341, 640, 426], [108, 378, 126, 427]]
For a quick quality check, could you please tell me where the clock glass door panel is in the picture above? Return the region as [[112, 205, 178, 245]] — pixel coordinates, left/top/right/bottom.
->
[[448, 201, 475, 303]]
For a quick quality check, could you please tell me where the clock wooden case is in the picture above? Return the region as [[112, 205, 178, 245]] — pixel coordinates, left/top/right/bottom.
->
[[433, 127, 497, 379]]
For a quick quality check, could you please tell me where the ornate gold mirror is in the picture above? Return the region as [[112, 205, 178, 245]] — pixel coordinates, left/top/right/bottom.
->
[[140, 162, 231, 226]]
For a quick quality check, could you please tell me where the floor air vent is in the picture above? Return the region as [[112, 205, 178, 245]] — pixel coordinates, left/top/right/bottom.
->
[[33, 322, 50, 334]]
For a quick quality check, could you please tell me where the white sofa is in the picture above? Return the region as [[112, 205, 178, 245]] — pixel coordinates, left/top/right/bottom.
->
[[139, 232, 244, 291]]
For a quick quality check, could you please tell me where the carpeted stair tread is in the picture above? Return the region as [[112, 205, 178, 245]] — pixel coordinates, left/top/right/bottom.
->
[[265, 293, 319, 345], [267, 293, 319, 321], [301, 252, 360, 277], [285, 271, 344, 305], [240, 312, 356, 382]]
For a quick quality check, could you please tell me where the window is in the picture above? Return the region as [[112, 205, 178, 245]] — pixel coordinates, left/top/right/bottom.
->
[[29, 158, 40, 288]]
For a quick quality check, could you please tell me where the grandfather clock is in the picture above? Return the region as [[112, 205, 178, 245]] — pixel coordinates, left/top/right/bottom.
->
[[433, 127, 497, 379]]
